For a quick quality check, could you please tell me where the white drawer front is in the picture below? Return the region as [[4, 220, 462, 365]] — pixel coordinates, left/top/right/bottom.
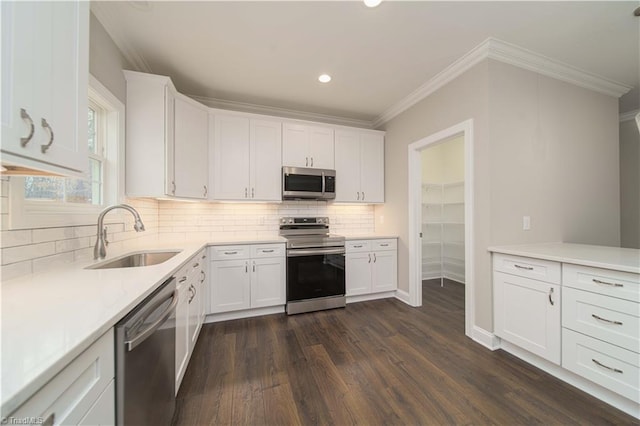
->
[[563, 287, 640, 353], [371, 239, 397, 251], [346, 240, 371, 253], [210, 245, 250, 261], [251, 244, 285, 258], [493, 253, 561, 284], [11, 329, 114, 424], [562, 328, 640, 402], [563, 264, 640, 303]]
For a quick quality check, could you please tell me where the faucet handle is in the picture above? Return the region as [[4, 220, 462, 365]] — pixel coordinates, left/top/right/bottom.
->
[[102, 226, 109, 247]]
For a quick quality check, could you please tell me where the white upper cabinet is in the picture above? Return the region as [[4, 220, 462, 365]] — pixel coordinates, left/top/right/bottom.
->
[[282, 123, 334, 169], [174, 96, 209, 199], [124, 71, 209, 199], [212, 114, 281, 201], [335, 130, 384, 203], [1, 1, 89, 176]]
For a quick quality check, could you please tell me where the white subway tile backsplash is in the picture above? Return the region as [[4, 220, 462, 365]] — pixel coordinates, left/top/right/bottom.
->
[[1, 260, 33, 281], [33, 227, 75, 243], [0, 230, 33, 248], [55, 237, 91, 254], [32, 252, 74, 273], [2, 242, 56, 265]]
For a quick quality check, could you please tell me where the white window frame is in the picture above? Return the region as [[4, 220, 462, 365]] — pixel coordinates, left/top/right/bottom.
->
[[9, 75, 125, 229]]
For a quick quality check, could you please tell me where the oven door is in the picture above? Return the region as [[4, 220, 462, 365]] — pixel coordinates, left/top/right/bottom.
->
[[286, 247, 345, 302]]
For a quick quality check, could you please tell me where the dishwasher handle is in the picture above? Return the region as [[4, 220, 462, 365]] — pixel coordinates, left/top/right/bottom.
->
[[125, 290, 178, 352]]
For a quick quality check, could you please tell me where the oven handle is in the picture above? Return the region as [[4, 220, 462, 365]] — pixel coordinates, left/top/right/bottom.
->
[[287, 248, 345, 257]]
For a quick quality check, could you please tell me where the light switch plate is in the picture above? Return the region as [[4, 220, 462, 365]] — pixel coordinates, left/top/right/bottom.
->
[[523, 216, 531, 231]]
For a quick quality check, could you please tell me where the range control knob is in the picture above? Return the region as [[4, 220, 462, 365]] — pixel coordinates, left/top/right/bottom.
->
[[288, 218, 293, 224], [280, 218, 286, 223]]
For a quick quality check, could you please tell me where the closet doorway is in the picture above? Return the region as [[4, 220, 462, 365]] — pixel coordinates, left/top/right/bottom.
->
[[408, 119, 474, 338]]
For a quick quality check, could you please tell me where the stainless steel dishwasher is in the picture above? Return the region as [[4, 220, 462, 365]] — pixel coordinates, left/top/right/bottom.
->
[[115, 277, 177, 425]]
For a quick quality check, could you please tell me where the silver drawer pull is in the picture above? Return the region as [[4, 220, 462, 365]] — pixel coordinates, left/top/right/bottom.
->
[[380, 243, 389, 247], [593, 279, 623, 288], [224, 251, 238, 255], [548, 287, 554, 306], [262, 249, 274, 253], [178, 276, 187, 283], [20, 108, 35, 146], [193, 262, 200, 268], [40, 118, 54, 153], [514, 264, 534, 271], [591, 314, 623, 325], [592, 358, 623, 374], [353, 245, 363, 248]]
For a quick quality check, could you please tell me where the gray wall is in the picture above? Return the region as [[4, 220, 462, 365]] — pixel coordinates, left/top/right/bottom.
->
[[376, 59, 621, 332], [620, 118, 640, 248], [89, 12, 131, 103]]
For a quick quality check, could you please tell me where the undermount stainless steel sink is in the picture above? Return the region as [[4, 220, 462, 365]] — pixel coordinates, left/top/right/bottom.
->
[[87, 250, 181, 270]]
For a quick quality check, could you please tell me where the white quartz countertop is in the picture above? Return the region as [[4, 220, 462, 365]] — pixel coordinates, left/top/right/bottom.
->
[[0, 235, 286, 416], [488, 242, 640, 274], [343, 235, 398, 240]]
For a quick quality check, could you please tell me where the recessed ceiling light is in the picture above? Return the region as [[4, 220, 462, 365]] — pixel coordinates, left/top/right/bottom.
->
[[318, 74, 332, 83], [364, 0, 382, 8]]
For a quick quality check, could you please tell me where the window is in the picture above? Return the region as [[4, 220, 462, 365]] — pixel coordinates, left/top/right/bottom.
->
[[9, 75, 125, 229], [24, 101, 105, 205]]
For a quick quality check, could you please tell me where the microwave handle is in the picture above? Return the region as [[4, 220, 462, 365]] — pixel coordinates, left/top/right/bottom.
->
[[321, 171, 325, 195]]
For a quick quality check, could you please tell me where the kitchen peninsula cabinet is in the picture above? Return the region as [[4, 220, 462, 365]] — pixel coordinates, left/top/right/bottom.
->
[[282, 123, 334, 169], [335, 130, 385, 203], [212, 114, 282, 201], [124, 71, 209, 199], [1, 1, 90, 176]]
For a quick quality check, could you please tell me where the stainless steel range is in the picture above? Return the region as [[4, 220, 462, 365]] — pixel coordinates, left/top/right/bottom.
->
[[280, 217, 346, 315]]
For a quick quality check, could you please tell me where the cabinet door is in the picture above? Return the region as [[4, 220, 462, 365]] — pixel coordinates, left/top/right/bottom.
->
[[188, 279, 200, 351], [282, 123, 308, 167], [213, 115, 250, 200], [372, 250, 397, 293], [210, 259, 251, 313], [1, 1, 89, 175], [250, 119, 282, 201], [334, 130, 361, 202], [251, 257, 286, 308], [308, 126, 334, 169], [494, 271, 561, 364], [174, 97, 208, 199], [78, 380, 115, 426], [175, 280, 190, 391], [198, 251, 208, 324], [346, 252, 372, 296], [360, 133, 384, 203]]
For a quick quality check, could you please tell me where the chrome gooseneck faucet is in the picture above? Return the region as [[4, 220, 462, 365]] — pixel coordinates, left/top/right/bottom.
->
[[94, 204, 146, 259]]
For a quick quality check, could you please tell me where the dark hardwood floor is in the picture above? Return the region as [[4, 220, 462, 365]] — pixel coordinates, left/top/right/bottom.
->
[[173, 279, 637, 425]]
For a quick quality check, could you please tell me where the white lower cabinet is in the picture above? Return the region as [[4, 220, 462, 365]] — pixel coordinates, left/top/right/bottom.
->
[[346, 239, 397, 296], [9, 329, 114, 425], [175, 249, 208, 393], [209, 244, 285, 313]]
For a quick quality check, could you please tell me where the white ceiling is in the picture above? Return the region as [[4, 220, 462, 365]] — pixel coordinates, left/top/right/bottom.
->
[[92, 1, 640, 126]]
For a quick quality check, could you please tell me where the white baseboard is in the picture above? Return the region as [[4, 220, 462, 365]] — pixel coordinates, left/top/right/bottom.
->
[[204, 306, 284, 323], [471, 326, 500, 350], [394, 288, 412, 305], [347, 291, 395, 304], [500, 341, 640, 419]]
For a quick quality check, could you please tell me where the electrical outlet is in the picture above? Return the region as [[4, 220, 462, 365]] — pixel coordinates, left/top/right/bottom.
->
[[380, 215, 385, 224], [523, 216, 531, 231]]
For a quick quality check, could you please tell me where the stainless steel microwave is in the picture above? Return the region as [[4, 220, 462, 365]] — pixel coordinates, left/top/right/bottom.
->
[[282, 167, 336, 200]]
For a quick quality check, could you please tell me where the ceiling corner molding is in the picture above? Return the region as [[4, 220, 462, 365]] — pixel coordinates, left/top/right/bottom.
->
[[189, 94, 375, 129], [485, 38, 632, 99], [372, 38, 491, 128], [619, 109, 640, 122], [90, 3, 152, 73], [374, 37, 633, 128]]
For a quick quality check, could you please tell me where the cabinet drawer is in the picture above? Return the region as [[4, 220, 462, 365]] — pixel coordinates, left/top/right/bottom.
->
[[562, 328, 640, 402], [493, 253, 561, 284], [10, 329, 114, 424], [251, 244, 284, 258], [371, 239, 397, 251], [210, 245, 250, 261], [563, 287, 640, 353], [346, 240, 371, 253], [563, 264, 639, 303]]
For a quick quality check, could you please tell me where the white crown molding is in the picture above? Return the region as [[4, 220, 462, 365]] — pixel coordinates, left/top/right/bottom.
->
[[90, 3, 152, 73], [188, 94, 374, 129], [374, 37, 633, 128], [619, 109, 640, 122]]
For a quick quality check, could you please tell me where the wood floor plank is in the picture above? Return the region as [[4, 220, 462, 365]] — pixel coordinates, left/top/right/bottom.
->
[[174, 280, 638, 425]]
